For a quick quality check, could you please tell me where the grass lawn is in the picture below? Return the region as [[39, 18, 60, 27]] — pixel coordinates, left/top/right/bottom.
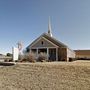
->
[[0, 60, 90, 90]]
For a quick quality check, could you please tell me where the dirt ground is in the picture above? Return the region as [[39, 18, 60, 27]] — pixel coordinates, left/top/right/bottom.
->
[[0, 61, 90, 90]]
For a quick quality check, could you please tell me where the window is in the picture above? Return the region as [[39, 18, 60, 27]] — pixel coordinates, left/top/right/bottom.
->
[[41, 41, 44, 45]]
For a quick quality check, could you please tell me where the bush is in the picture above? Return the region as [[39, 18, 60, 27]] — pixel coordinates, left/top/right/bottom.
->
[[6, 53, 12, 57], [69, 58, 76, 62], [18, 54, 24, 61], [37, 53, 47, 62], [4, 59, 13, 62], [21, 53, 36, 63]]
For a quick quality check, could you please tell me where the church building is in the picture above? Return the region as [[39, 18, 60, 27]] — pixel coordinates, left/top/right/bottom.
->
[[26, 18, 75, 61]]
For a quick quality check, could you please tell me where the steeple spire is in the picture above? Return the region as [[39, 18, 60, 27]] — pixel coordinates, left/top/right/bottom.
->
[[48, 16, 52, 37]]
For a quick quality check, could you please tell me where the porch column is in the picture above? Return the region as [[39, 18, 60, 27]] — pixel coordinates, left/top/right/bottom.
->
[[37, 48, 38, 57], [56, 48, 58, 61], [30, 48, 31, 53], [47, 48, 49, 60]]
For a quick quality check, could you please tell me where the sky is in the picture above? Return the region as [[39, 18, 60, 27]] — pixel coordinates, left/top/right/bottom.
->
[[0, 0, 90, 54]]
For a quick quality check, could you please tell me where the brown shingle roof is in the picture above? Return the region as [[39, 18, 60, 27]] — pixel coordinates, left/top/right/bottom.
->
[[42, 33, 67, 47], [27, 33, 67, 49]]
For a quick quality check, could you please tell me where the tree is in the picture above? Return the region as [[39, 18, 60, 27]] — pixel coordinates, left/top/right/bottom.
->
[[6, 53, 12, 57]]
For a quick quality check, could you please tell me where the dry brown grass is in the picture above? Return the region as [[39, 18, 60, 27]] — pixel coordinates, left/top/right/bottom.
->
[[0, 60, 90, 90]]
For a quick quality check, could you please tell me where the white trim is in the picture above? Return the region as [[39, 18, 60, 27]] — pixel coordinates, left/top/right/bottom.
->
[[36, 48, 38, 57], [30, 49, 31, 53], [47, 48, 49, 60], [31, 47, 57, 49], [30, 37, 42, 48], [56, 48, 58, 61], [30, 36, 58, 48], [42, 37, 58, 47]]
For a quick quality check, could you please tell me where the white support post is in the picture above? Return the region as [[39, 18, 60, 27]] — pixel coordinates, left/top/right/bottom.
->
[[30, 49, 31, 53], [37, 48, 38, 57], [47, 48, 49, 60], [56, 48, 58, 61]]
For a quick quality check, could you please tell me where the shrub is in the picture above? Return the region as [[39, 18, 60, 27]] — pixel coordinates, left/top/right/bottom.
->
[[4, 59, 9, 62], [6, 53, 12, 57], [37, 53, 47, 62], [18, 54, 24, 61], [21, 53, 36, 63], [4, 59, 13, 62], [69, 58, 76, 62]]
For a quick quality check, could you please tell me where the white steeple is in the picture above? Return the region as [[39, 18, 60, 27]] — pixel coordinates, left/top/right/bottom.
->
[[48, 16, 52, 37]]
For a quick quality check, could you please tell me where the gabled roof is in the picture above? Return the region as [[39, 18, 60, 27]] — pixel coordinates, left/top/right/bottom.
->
[[27, 33, 67, 49], [42, 33, 67, 47]]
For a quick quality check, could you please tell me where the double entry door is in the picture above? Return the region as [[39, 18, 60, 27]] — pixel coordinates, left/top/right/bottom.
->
[[49, 48, 56, 61]]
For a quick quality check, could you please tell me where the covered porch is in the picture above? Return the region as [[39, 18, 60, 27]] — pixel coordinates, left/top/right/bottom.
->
[[30, 47, 58, 61]]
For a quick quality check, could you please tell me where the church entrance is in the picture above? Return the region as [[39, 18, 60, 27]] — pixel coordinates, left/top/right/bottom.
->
[[49, 48, 56, 61]]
